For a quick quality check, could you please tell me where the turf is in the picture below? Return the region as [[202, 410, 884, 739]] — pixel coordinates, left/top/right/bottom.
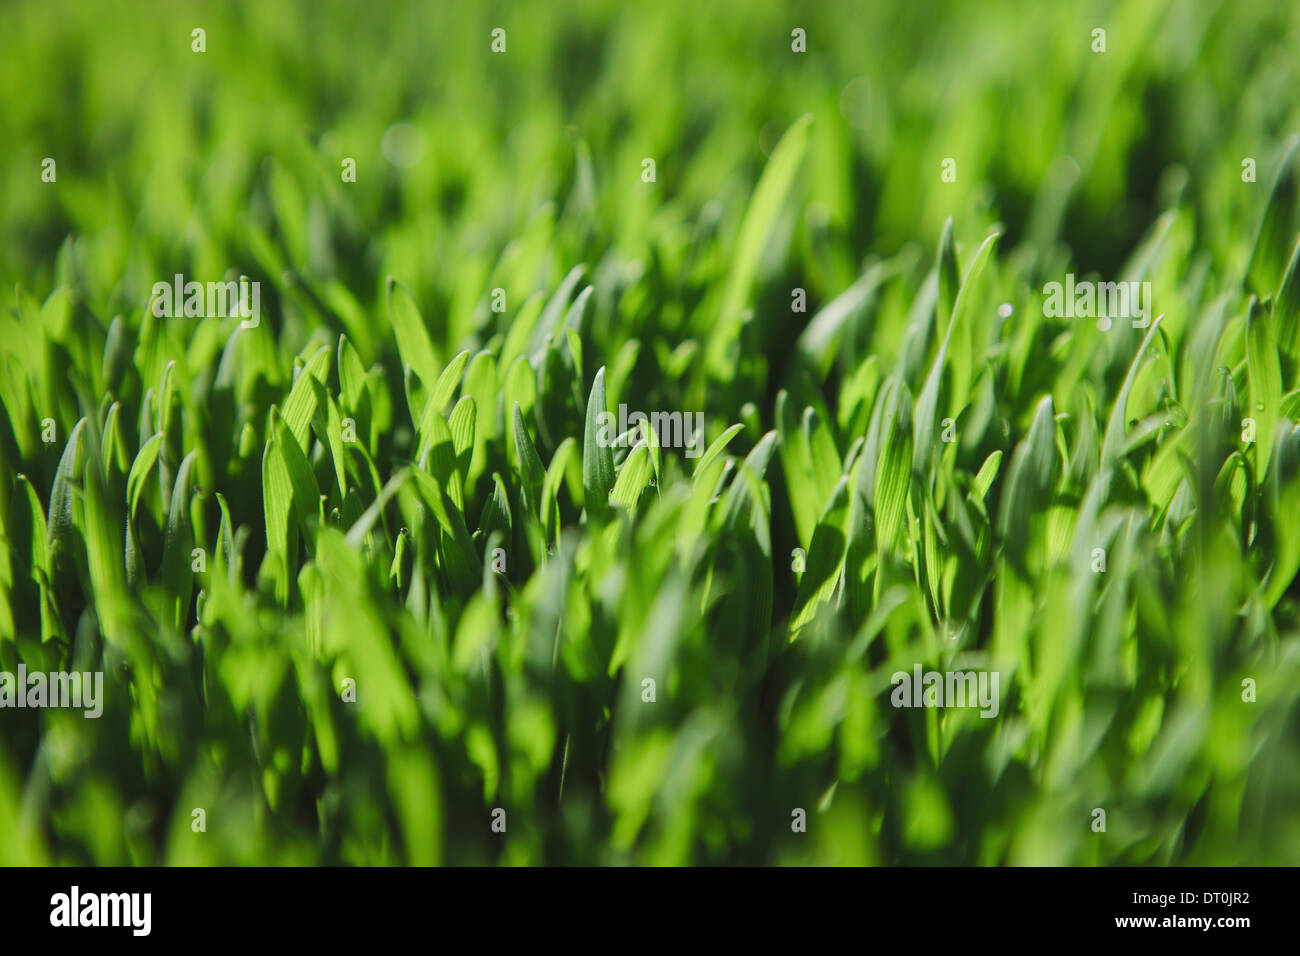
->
[[1, 0, 1299, 865]]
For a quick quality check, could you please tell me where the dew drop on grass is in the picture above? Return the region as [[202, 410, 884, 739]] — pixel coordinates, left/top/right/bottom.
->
[[997, 303, 1013, 318]]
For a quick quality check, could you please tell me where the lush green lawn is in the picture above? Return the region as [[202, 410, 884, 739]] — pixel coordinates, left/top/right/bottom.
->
[[1, 0, 1299, 864]]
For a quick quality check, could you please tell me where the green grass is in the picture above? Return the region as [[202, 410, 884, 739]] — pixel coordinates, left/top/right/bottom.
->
[[2, 0, 1300, 865]]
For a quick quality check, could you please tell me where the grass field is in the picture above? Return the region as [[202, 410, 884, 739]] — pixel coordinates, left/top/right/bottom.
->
[[2, 0, 1299, 865]]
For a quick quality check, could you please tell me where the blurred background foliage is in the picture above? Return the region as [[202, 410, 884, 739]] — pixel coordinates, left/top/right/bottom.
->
[[1, 0, 1299, 864]]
